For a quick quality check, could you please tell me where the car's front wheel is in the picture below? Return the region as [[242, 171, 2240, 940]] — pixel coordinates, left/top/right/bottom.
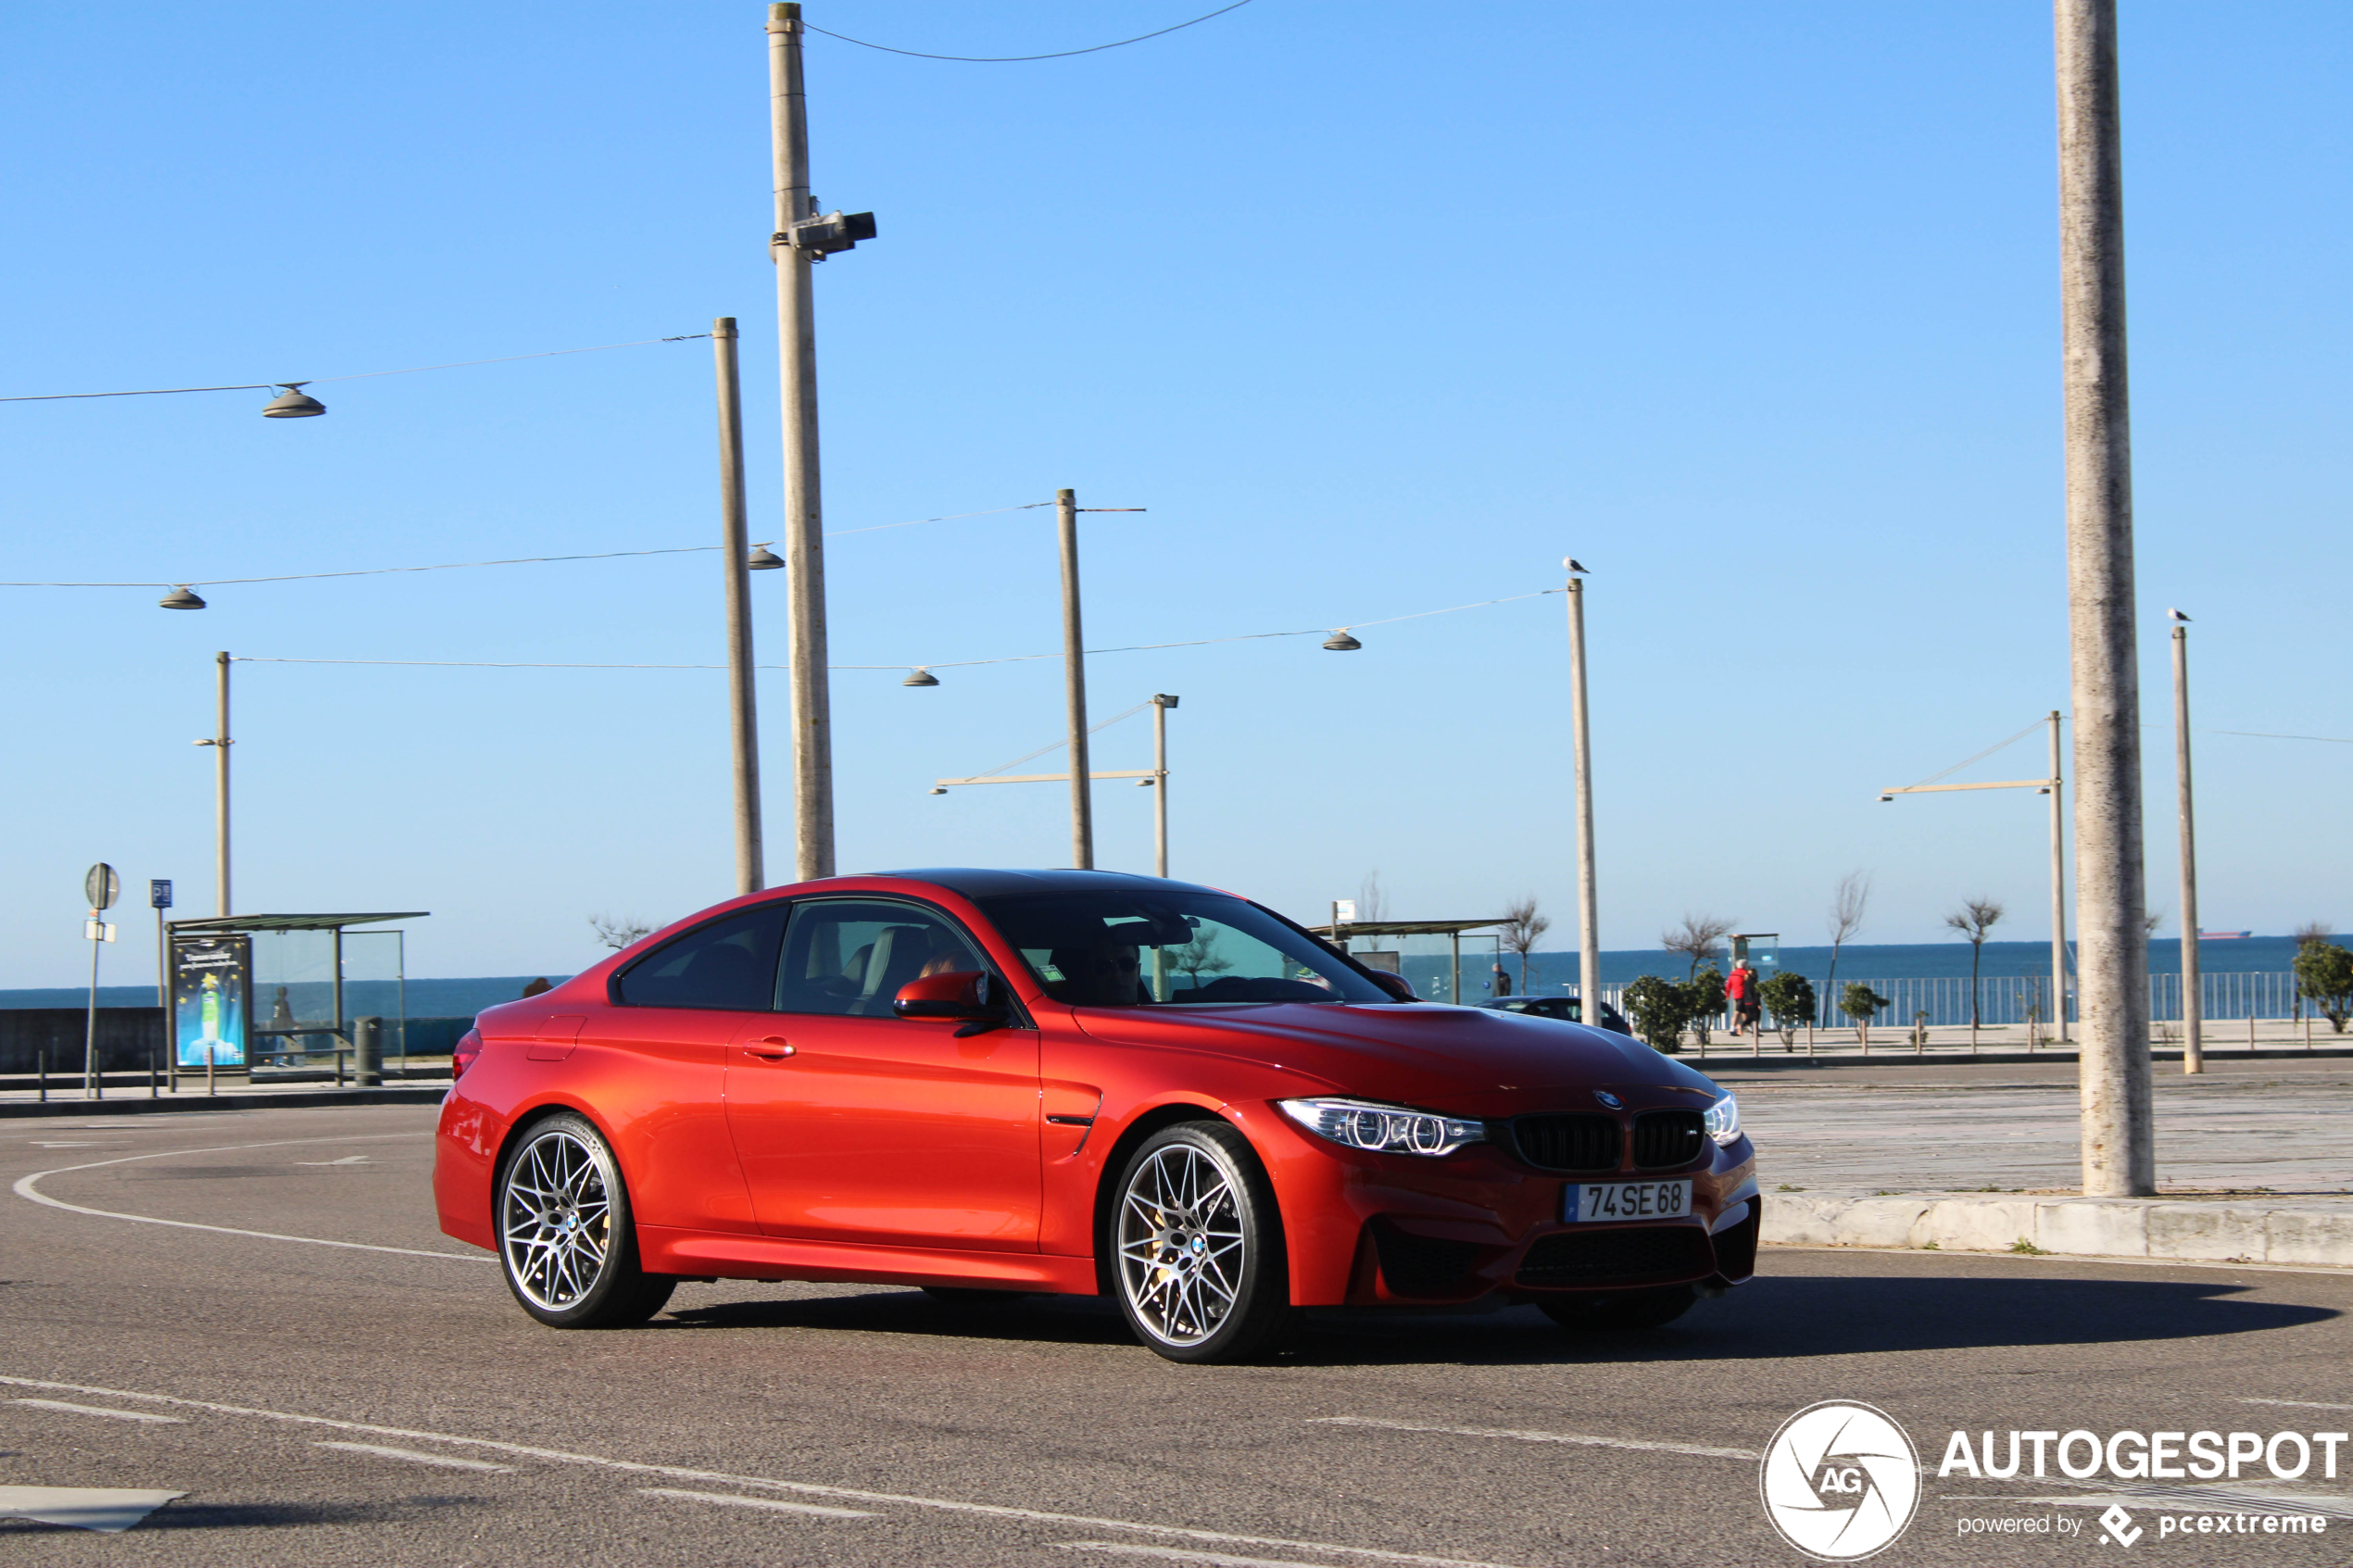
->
[[496, 1112, 674, 1329], [1110, 1121, 1292, 1364]]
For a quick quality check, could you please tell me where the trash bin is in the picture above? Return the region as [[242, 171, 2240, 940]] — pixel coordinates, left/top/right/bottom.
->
[[351, 1015, 383, 1087]]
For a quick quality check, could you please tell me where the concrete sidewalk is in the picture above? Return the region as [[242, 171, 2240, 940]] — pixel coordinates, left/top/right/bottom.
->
[[1730, 1056, 2353, 1269]]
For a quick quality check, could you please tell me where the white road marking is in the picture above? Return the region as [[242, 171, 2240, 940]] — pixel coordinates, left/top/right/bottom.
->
[[0, 1486, 183, 1534], [10, 1135, 486, 1261], [1312, 1415, 1759, 1461], [2245, 1397, 2353, 1412], [315, 1440, 512, 1472], [11, 1398, 184, 1424], [641, 1487, 875, 1518], [296, 1156, 371, 1166], [1062, 1544, 1355, 1568], [0, 1374, 1530, 1568]]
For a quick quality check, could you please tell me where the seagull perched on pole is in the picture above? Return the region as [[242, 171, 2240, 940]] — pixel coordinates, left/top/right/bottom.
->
[[1564, 558, 1589, 575], [2168, 608, 2190, 622]]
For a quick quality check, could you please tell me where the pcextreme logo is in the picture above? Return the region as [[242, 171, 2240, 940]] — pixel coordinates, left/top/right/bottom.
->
[[1760, 1401, 1922, 1561]]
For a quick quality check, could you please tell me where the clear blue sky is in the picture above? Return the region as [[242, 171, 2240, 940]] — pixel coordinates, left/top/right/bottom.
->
[[4, 1, 2347, 987]]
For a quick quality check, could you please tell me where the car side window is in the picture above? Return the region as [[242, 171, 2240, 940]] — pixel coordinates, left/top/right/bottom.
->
[[774, 899, 990, 1019], [613, 903, 789, 1010]]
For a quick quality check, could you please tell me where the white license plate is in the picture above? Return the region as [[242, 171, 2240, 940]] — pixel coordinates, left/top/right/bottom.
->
[[1564, 1179, 1693, 1223]]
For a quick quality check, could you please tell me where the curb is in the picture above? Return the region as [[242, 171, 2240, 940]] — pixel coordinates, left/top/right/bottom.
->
[[0, 1087, 447, 1119], [1763, 1191, 2353, 1269], [1685, 1046, 2353, 1072]]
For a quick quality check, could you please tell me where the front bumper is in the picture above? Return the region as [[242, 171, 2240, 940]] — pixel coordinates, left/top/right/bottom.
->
[[1232, 1101, 1759, 1307]]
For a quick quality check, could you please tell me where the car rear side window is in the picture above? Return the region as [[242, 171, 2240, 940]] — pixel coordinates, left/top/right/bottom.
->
[[614, 903, 789, 1010], [774, 899, 990, 1018]]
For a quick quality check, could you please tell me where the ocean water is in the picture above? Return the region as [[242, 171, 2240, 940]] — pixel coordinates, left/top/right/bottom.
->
[[0, 974, 575, 1018], [0, 936, 2309, 1016]]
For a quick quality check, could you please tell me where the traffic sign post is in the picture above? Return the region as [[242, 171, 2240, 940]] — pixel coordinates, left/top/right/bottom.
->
[[82, 861, 119, 1099], [152, 880, 174, 1090]]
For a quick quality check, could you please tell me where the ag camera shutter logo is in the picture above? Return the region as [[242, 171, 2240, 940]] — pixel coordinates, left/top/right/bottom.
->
[[1759, 1401, 1921, 1561]]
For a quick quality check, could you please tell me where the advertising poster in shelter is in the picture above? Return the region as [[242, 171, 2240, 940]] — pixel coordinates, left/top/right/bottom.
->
[[172, 935, 250, 1069]]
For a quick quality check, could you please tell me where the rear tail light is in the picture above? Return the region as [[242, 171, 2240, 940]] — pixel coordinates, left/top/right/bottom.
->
[[451, 1028, 483, 1080]]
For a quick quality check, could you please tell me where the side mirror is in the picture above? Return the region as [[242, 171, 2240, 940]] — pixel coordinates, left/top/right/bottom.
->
[[1366, 971, 1416, 1002], [893, 970, 1009, 1027]]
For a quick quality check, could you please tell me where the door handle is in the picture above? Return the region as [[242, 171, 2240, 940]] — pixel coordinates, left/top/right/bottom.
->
[[743, 1037, 796, 1060]]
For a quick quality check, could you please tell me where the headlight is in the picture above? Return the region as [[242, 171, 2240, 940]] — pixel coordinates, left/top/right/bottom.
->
[[1704, 1092, 1741, 1146], [1277, 1098, 1487, 1157]]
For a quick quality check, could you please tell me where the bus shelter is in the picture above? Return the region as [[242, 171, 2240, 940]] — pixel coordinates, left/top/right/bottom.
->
[[1322, 918, 1507, 1006], [164, 911, 426, 1075]]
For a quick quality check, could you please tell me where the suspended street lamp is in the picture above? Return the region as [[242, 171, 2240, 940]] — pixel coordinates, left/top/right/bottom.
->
[[260, 383, 326, 418]]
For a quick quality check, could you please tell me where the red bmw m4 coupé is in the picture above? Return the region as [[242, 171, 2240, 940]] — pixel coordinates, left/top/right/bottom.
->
[[434, 869, 1759, 1363]]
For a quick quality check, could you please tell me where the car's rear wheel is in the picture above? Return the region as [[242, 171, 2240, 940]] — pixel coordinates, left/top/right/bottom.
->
[[1537, 1283, 1696, 1332], [497, 1113, 674, 1329], [1110, 1122, 1291, 1363]]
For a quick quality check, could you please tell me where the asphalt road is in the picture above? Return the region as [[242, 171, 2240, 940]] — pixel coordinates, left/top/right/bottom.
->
[[2, 1105, 2348, 1565]]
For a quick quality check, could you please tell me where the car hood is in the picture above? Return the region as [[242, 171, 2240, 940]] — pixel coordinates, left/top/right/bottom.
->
[[1071, 1000, 1722, 1115]]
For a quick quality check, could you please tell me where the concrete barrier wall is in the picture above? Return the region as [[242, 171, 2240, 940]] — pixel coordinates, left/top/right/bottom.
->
[[1765, 1191, 2353, 1268]]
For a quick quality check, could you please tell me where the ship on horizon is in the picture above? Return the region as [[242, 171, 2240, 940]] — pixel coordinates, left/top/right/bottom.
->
[[2198, 929, 2253, 940]]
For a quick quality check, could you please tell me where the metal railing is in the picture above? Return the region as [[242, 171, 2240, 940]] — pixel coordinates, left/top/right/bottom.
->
[[1796, 971, 2313, 1030]]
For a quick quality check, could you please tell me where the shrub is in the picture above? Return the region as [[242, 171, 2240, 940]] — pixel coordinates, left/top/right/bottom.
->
[[1621, 975, 1687, 1055], [1685, 965, 1727, 1047], [1757, 972, 1816, 1048], [2294, 940, 2353, 1034], [1840, 982, 1890, 1048]]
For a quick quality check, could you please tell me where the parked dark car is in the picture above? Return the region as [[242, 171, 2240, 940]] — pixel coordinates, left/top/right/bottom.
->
[[1479, 994, 1633, 1036]]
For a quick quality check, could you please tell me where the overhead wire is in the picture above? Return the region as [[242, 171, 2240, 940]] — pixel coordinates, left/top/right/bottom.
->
[[1906, 718, 2050, 788], [0, 333, 710, 404], [229, 585, 1567, 674], [0, 502, 1060, 589], [804, 0, 1252, 63]]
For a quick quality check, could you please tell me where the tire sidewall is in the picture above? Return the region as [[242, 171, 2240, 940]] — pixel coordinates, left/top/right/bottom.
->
[[1108, 1120, 1289, 1363], [495, 1110, 641, 1329]]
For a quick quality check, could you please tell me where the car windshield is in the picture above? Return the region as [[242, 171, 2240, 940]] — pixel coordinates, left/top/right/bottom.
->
[[975, 889, 1394, 1008]]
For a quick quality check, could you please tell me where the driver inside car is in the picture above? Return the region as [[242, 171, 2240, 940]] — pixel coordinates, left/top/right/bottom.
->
[[1047, 939, 1149, 1007]]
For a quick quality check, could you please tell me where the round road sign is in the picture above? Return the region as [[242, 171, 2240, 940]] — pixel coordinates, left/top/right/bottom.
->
[[84, 862, 120, 911]]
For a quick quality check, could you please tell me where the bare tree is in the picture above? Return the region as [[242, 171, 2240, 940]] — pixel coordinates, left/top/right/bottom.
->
[[1356, 871, 1387, 926], [1822, 871, 1871, 1025], [2294, 921, 2334, 948], [2145, 909, 2165, 935], [1662, 913, 1735, 980], [1501, 896, 1551, 992], [1944, 897, 2005, 1046], [589, 913, 656, 951]]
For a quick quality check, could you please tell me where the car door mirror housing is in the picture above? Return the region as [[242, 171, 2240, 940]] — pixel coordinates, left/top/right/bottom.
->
[[1365, 971, 1416, 1002], [893, 970, 1007, 1023]]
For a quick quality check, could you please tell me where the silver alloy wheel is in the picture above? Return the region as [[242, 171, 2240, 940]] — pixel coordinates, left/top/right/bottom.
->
[[501, 1127, 613, 1311], [1116, 1141, 1245, 1347]]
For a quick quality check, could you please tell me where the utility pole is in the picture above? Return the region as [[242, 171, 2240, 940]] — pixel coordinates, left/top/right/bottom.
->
[[2046, 710, 2069, 1044], [1057, 489, 1094, 869], [1149, 694, 1177, 877], [195, 652, 233, 916], [1565, 563, 1600, 1018], [766, 1, 872, 883], [712, 316, 763, 894], [2171, 621, 2203, 1073], [2057, 0, 2155, 1196]]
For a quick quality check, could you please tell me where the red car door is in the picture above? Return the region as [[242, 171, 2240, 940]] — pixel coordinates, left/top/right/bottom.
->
[[724, 897, 1042, 1251], [584, 899, 794, 1236]]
